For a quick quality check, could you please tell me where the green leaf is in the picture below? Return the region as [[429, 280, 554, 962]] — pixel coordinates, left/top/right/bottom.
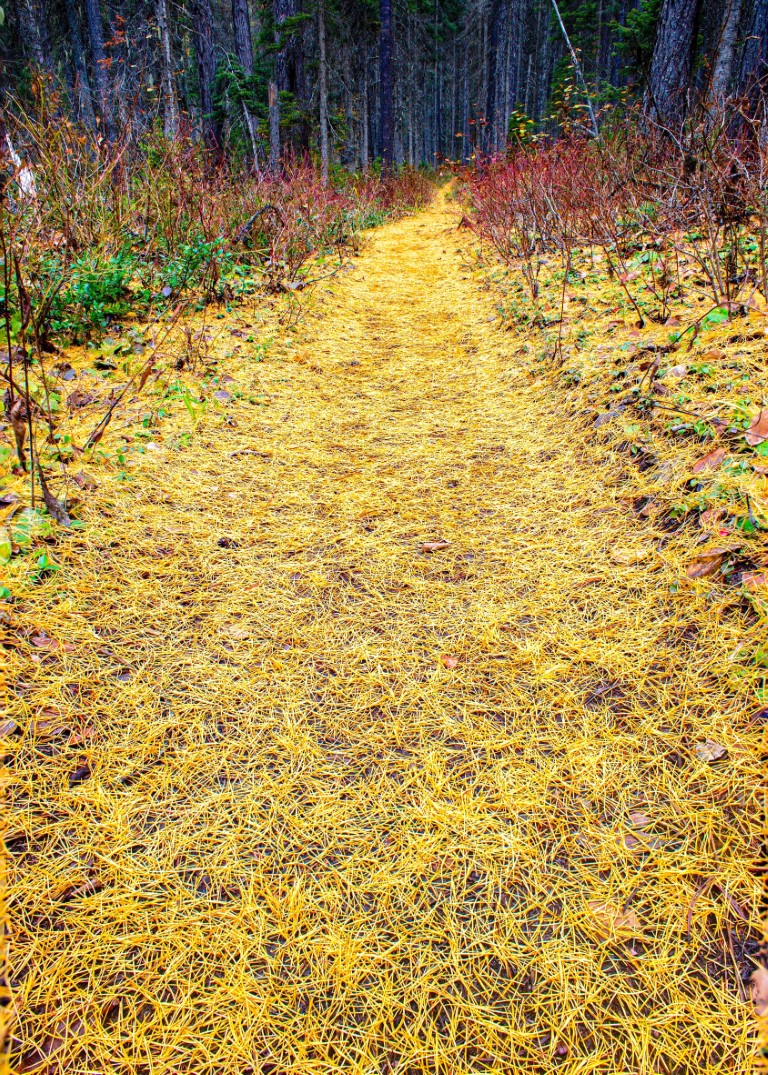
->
[[0, 528, 11, 565], [754, 442, 768, 457], [702, 307, 728, 327], [0, 585, 11, 601], [35, 552, 59, 573]]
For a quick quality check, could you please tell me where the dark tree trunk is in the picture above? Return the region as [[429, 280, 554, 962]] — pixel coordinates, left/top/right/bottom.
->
[[274, 0, 308, 151], [736, 0, 768, 91], [269, 79, 281, 171], [17, 0, 51, 72], [485, 0, 501, 152], [64, 0, 96, 129], [231, 0, 260, 166], [646, 0, 703, 123], [83, 0, 115, 141], [711, 0, 745, 98], [380, 0, 394, 171], [156, 0, 178, 138], [192, 0, 221, 153]]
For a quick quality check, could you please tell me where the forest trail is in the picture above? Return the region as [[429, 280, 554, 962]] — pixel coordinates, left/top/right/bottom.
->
[[10, 192, 760, 1073]]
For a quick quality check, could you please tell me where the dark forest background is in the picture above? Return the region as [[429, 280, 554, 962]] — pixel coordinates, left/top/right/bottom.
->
[[2, 0, 768, 172]]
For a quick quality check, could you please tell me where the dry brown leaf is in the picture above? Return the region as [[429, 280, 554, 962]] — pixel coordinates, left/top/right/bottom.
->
[[751, 966, 768, 1016], [695, 739, 727, 763], [742, 571, 767, 591], [421, 539, 451, 553], [700, 506, 726, 529], [587, 899, 643, 937], [440, 654, 459, 669], [611, 546, 651, 565], [702, 347, 726, 360], [73, 470, 98, 491], [628, 811, 650, 829], [692, 447, 726, 474], [686, 547, 732, 579], [745, 408, 768, 446], [666, 364, 688, 378], [0, 719, 18, 737]]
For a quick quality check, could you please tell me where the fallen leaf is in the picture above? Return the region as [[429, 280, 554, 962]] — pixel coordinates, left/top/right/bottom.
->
[[666, 364, 688, 378], [72, 470, 98, 491], [751, 966, 768, 1016], [695, 739, 727, 763], [440, 654, 459, 669], [69, 763, 91, 786], [742, 571, 767, 591], [224, 624, 250, 640], [31, 633, 59, 650], [692, 447, 726, 473], [745, 408, 768, 446], [213, 390, 232, 403], [700, 506, 725, 529], [686, 547, 733, 579], [611, 546, 651, 565], [0, 719, 18, 736], [0, 527, 11, 565], [30, 716, 68, 738], [628, 811, 650, 829], [702, 347, 726, 360], [587, 899, 643, 937], [421, 539, 451, 553]]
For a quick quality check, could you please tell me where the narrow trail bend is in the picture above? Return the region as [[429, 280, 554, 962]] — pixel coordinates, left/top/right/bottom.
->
[[10, 195, 760, 1074]]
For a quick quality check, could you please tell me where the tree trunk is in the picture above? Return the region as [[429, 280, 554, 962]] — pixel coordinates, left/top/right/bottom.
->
[[269, 80, 281, 172], [646, 0, 703, 123], [156, 0, 179, 139], [192, 0, 220, 153], [735, 0, 768, 92], [318, 0, 330, 183], [18, 0, 51, 72], [486, 0, 501, 152], [83, 0, 115, 141], [361, 63, 369, 172], [231, 0, 261, 167], [380, 0, 394, 172], [274, 0, 307, 152], [711, 0, 745, 98], [65, 0, 96, 129], [342, 45, 354, 167]]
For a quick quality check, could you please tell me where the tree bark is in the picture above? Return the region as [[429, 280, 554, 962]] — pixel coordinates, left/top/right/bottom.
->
[[269, 79, 281, 172], [65, 0, 96, 129], [231, 0, 260, 167], [646, 0, 703, 123], [361, 63, 369, 172], [83, 0, 115, 140], [17, 0, 51, 72], [318, 0, 330, 183], [192, 0, 221, 153], [380, 0, 394, 172], [274, 0, 307, 151], [156, 0, 179, 138], [736, 0, 768, 92], [711, 0, 745, 99]]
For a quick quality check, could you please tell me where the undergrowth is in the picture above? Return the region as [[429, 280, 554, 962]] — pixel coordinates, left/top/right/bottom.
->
[[461, 95, 768, 616]]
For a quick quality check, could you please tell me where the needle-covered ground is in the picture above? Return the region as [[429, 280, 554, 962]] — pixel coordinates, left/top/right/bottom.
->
[[4, 191, 764, 1074]]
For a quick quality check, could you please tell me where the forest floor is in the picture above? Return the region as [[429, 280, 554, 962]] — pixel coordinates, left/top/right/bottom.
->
[[6, 190, 764, 1073]]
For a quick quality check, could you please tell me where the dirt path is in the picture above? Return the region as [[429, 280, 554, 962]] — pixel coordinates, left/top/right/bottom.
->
[[9, 194, 761, 1073]]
